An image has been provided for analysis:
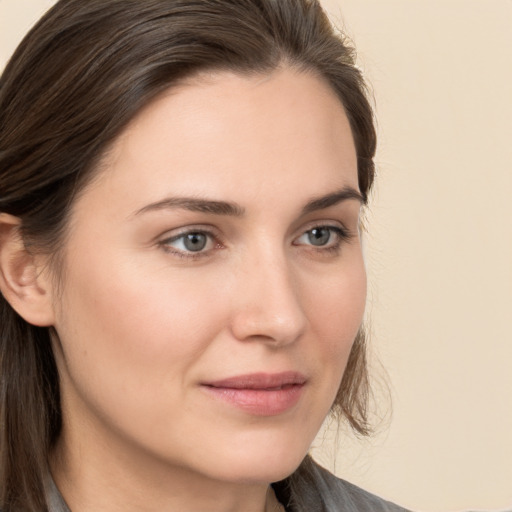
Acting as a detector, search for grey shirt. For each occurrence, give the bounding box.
[45,477,71,512]
[45,461,410,512]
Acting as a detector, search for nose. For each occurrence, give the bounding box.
[229,250,307,347]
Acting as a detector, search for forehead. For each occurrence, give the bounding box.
[79,67,358,216]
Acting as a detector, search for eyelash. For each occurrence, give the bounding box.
[158,225,353,260]
[293,226,352,256]
[159,228,220,260]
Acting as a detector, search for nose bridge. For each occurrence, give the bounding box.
[230,241,307,345]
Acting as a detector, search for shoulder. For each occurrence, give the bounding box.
[277,456,412,512]
[311,462,411,512]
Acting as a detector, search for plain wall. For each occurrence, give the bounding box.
[315,1,512,511]
[1,1,511,511]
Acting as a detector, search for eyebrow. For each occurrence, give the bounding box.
[134,186,364,218]
[301,187,365,214]
[134,197,245,217]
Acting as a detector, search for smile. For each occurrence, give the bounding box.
[201,372,307,416]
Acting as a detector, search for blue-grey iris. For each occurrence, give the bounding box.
[308,227,331,246]
[184,233,208,251]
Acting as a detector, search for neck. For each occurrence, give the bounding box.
[50,429,283,512]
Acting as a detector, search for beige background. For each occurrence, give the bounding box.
[1,1,511,511]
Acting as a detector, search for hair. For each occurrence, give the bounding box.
[0,0,376,509]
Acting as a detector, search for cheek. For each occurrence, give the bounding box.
[301,257,367,415]
[54,252,227,408]
[308,259,367,356]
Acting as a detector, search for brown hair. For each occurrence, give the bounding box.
[0,0,376,509]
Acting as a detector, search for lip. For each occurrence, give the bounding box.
[201,372,307,416]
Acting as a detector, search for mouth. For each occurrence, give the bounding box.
[201,372,307,416]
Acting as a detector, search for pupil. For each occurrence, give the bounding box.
[184,233,207,252]
[308,228,330,246]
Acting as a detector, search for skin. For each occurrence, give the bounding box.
[46,67,367,512]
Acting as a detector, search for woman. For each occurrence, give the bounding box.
[0,1,409,510]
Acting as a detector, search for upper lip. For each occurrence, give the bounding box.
[203,371,307,390]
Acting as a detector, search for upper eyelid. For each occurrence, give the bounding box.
[293,225,351,244]
[296,220,352,236]
[164,232,215,246]
[157,221,352,240]
[158,224,221,241]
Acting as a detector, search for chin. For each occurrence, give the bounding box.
[208,461,303,486]
[197,437,309,485]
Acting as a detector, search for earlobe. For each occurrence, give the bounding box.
[0,214,55,327]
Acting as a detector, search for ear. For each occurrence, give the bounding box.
[0,214,55,326]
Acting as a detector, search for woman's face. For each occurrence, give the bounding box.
[50,68,366,485]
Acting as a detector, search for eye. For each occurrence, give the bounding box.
[294,225,349,249]
[179,232,209,252]
[160,230,216,256]
[305,227,332,246]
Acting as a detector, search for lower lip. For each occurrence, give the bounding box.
[201,384,304,416]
